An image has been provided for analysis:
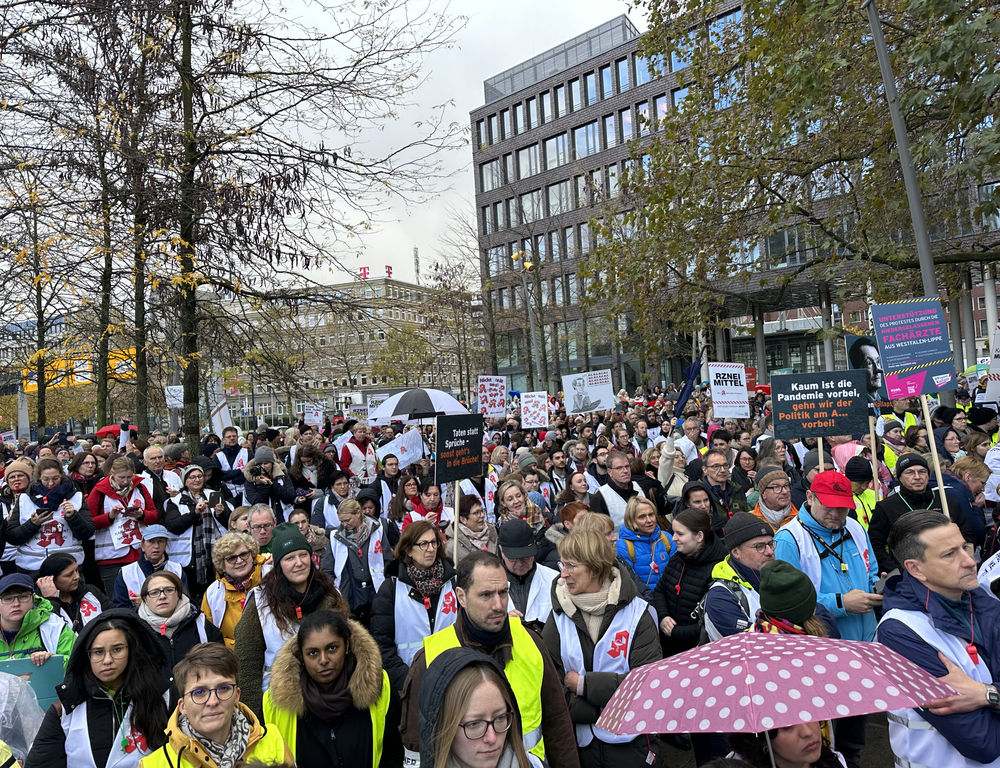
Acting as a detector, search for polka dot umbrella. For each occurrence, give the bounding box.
[596,633,955,736]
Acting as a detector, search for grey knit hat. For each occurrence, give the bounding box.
[724,512,774,551]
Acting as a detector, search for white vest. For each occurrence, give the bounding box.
[216,448,250,495]
[393,576,459,666]
[318,496,340,528]
[596,482,642,528]
[878,608,1000,768]
[95,486,149,562]
[783,517,872,588]
[120,560,183,603]
[163,494,227,567]
[329,524,387,594]
[380,479,395,512]
[555,596,648,746]
[508,565,558,625]
[704,579,761,642]
[345,441,378,482]
[38,612,69,654]
[16,491,86,568]
[139,470,182,502]
[253,586,297,692]
[62,699,154,768]
[584,473,602,494]
[57,590,104,628]
[485,466,501,522]
[204,579,228,629]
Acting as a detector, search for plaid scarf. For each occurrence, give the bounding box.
[179,491,221,585]
[179,708,250,768]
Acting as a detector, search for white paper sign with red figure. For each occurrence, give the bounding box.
[563,370,614,415]
[375,428,425,470]
[707,363,750,418]
[303,404,324,427]
[478,375,507,418]
[521,391,549,429]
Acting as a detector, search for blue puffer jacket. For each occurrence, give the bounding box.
[616,524,674,590]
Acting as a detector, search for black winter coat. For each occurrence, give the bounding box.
[869,487,975,574]
[370,559,457,694]
[147,604,224,672]
[651,535,727,656]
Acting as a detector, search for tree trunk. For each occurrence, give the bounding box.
[32,207,46,431]
[96,150,113,427]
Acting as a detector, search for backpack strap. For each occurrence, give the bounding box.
[626,539,636,565]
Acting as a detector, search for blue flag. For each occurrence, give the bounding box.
[674,360,702,419]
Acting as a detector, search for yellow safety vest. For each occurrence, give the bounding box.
[263,671,392,767]
[853,489,877,529]
[424,618,546,762]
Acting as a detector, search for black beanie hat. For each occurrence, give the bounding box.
[759,560,817,625]
[723,512,774,551]
[895,452,929,476]
[844,455,874,483]
[969,407,996,427]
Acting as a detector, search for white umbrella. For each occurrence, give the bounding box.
[366,388,470,425]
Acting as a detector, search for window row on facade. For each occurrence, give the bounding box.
[473,9,742,150]
[488,270,582,311]
[484,223,596,275]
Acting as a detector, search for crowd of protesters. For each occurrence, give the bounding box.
[0,377,994,768]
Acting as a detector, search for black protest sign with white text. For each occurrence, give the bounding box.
[435,414,484,484]
[772,370,869,440]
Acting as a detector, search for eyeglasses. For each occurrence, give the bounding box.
[0,593,32,605]
[742,540,776,554]
[146,587,178,598]
[705,463,728,470]
[559,561,584,571]
[610,464,630,472]
[88,644,128,661]
[186,683,237,704]
[413,539,439,550]
[250,523,274,532]
[765,483,791,493]
[225,551,252,565]
[459,712,513,740]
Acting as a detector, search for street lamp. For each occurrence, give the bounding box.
[511,251,545,391]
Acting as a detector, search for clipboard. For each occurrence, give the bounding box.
[0,655,65,710]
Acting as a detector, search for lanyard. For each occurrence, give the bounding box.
[803,525,851,573]
[900,490,935,514]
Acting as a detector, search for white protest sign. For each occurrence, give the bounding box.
[303,404,324,427]
[164,386,184,410]
[478,375,507,418]
[376,428,425,470]
[521,391,549,429]
[1,431,15,444]
[210,399,233,434]
[979,549,1000,598]
[986,322,1000,401]
[562,370,614,415]
[367,393,389,412]
[707,363,750,418]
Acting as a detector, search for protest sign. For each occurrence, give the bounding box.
[346,405,368,422]
[845,333,892,417]
[435,414,484,484]
[970,357,991,390]
[367,393,389,412]
[477,375,506,418]
[521,391,549,429]
[745,367,758,392]
[165,385,184,410]
[376,428,425,470]
[772,370,869,440]
[707,363,750,418]
[871,298,956,398]
[563,369,614,415]
[987,323,1000,401]
[303,404,324,426]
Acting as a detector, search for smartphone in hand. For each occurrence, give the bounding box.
[208,492,222,509]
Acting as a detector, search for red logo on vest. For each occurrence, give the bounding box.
[120,519,141,546]
[374,539,382,554]
[80,600,97,617]
[862,547,870,571]
[123,725,148,754]
[38,520,65,547]
[441,591,457,614]
[608,630,630,658]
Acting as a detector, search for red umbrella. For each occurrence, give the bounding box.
[596,633,953,736]
[95,424,121,437]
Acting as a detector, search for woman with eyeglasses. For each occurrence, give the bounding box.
[542,529,662,768]
[234,522,349,719]
[202,533,269,648]
[371,520,458,694]
[163,464,232,600]
[0,457,34,576]
[263,609,402,766]
[23,610,171,768]
[138,571,223,672]
[311,470,355,529]
[418,647,540,768]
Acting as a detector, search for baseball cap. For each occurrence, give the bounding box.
[809,471,856,509]
[0,574,34,596]
[498,519,537,560]
[142,524,170,541]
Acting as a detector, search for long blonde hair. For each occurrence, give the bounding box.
[433,664,531,768]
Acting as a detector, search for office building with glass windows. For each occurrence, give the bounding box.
[470,13,741,392]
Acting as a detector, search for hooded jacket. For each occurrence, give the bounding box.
[241,458,297,512]
[877,572,1000,764]
[651,534,727,655]
[615,525,673,590]
[541,564,661,738]
[681,480,729,536]
[263,621,401,768]
[88,476,158,565]
[0,594,76,666]
[417,647,525,768]
[24,608,173,768]
[138,702,292,768]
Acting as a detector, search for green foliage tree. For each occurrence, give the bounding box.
[372,329,433,387]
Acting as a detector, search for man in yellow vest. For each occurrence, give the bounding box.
[399,550,580,768]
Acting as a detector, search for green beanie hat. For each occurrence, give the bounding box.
[759,560,817,625]
[270,521,312,564]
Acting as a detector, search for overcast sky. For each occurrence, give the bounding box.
[323,0,643,284]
